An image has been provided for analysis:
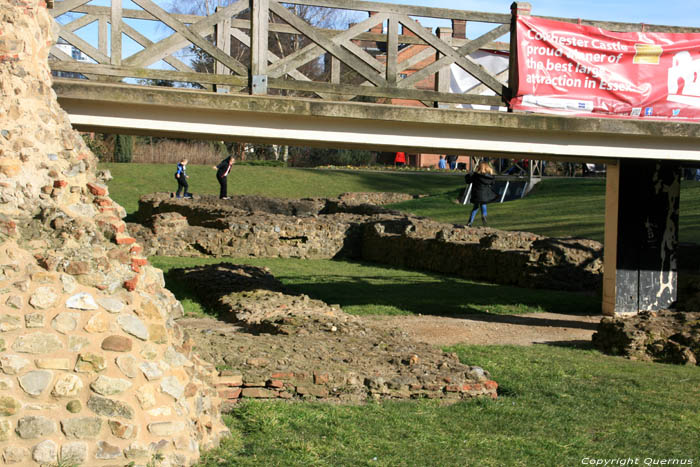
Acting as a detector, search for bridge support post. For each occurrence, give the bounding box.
[250,0,269,95]
[602,159,681,316]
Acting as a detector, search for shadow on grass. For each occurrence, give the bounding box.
[274,265,601,321]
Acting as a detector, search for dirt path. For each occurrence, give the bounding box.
[363,312,603,347]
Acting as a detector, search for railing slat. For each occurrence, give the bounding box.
[386,16,398,86]
[111,0,122,66]
[269,0,387,87]
[122,1,247,71]
[51,63,504,106]
[51,0,92,18]
[397,14,506,96]
[399,22,510,90]
[274,0,510,23]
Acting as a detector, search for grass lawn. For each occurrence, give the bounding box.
[151,256,601,318]
[101,163,700,243]
[102,163,700,465]
[197,345,700,466]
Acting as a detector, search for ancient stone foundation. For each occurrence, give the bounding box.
[133,193,604,292]
[593,277,700,365]
[171,263,499,406]
[0,2,227,465]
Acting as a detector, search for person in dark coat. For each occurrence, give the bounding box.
[446,154,458,170]
[213,155,235,199]
[467,161,498,227]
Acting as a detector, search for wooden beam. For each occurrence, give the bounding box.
[272,0,510,23]
[120,22,193,75]
[62,3,700,35]
[57,28,111,64]
[386,16,398,86]
[51,0,92,17]
[397,14,506,96]
[228,26,330,98]
[268,11,388,79]
[215,6,232,93]
[434,27,452,108]
[49,62,504,106]
[58,13,96,33]
[250,0,269,94]
[399,22,510,91]
[269,1,387,87]
[124,1,247,73]
[98,16,108,55]
[111,0,122,66]
[131,0,248,76]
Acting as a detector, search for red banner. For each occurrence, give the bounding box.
[510,16,700,120]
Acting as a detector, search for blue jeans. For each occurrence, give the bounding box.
[469,203,487,224]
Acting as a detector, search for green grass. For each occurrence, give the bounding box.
[103,163,700,466]
[101,163,465,216]
[101,163,700,243]
[198,345,700,467]
[151,256,601,318]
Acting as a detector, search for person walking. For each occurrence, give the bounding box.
[394,151,406,167]
[438,155,447,169]
[213,155,235,199]
[446,154,457,170]
[173,158,191,199]
[466,161,498,227]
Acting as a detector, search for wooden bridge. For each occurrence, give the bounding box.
[48,0,700,317]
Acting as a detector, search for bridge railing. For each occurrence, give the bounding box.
[49,0,513,107]
[48,1,700,109]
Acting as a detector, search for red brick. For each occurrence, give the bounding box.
[218,388,242,399]
[241,388,276,398]
[267,380,284,389]
[270,372,294,380]
[216,375,243,386]
[484,380,498,390]
[130,245,143,254]
[123,276,139,291]
[132,257,148,267]
[445,385,460,393]
[131,264,141,273]
[87,182,107,196]
[115,235,136,245]
[95,198,112,207]
[53,180,67,188]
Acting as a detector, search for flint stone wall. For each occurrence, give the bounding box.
[133,193,603,292]
[0,2,227,465]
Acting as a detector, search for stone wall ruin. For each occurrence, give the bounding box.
[132,193,604,293]
[0,2,227,465]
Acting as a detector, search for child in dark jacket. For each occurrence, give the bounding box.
[174,158,191,198]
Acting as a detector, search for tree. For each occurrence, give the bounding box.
[113,134,133,163]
